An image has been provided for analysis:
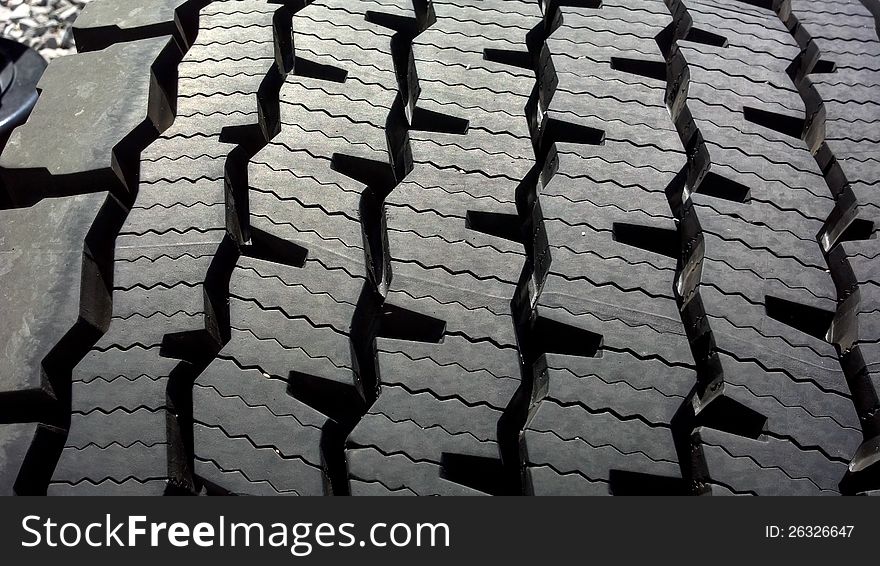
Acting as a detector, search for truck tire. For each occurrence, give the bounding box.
[1,0,878,496]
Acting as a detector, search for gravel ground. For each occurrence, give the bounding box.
[1,0,93,61]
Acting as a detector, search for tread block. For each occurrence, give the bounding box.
[0,423,39,495]
[1,37,176,205]
[695,427,848,495]
[0,193,115,402]
[73,0,196,52]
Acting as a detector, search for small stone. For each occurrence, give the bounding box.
[60,28,74,49]
[10,5,30,20]
[59,6,79,22]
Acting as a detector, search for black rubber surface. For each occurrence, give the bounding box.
[1,0,879,496]
[0,38,45,151]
